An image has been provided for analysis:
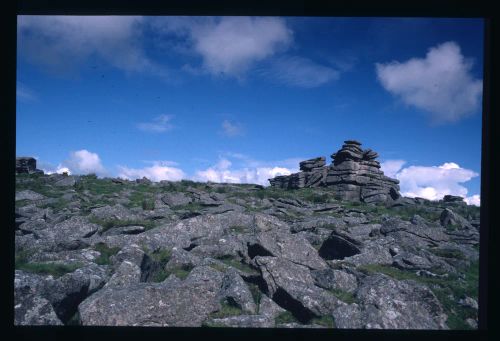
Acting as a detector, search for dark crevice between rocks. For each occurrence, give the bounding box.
[272,288,316,324]
[247,243,274,259]
[179,212,202,220]
[53,284,90,325]
[139,254,162,283]
[242,273,269,296]
[183,243,198,251]
[318,235,361,260]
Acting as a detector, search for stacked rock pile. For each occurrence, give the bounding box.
[16,157,44,175]
[268,140,401,203]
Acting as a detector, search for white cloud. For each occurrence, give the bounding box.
[64,149,106,175]
[137,114,174,133]
[154,16,293,78]
[16,82,37,101]
[381,159,480,205]
[464,194,480,206]
[376,41,483,123]
[380,159,406,178]
[264,56,339,88]
[221,120,244,137]
[38,162,71,175]
[192,157,296,186]
[18,15,165,76]
[117,162,185,182]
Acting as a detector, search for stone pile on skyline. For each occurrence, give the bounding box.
[16,157,43,175]
[268,140,401,203]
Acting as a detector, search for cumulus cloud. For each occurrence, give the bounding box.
[193,157,295,185]
[153,16,293,78]
[263,56,340,88]
[38,149,106,176]
[464,194,480,206]
[17,15,164,76]
[376,41,483,124]
[221,120,244,137]
[117,163,185,182]
[137,114,174,133]
[381,159,480,205]
[379,159,406,179]
[64,150,106,175]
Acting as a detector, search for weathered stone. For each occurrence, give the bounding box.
[16,190,46,201]
[255,256,340,319]
[219,268,257,314]
[79,266,224,326]
[354,274,448,329]
[161,192,192,207]
[14,287,63,325]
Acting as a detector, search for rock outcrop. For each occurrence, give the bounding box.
[16,157,44,175]
[268,141,400,203]
[14,169,480,329]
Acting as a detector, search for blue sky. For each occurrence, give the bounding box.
[16,16,483,205]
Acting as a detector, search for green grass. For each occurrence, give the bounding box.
[209,300,244,319]
[228,225,248,233]
[89,217,157,233]
[66,311,81,326]
[247,283,262,309]
[216,255,258,275]
[93,243,121,265]
[15,199,32,207]
[209,263,228,273]
[39,198,70,212]
[75,175,123,196]
[328,288,358,304]
[15,250,82,277]
[167,265,193,280]
[274,311,299,325]
[357,261,479,329]
[429,248,466,260]
[310,315,335,328]
[141,199,155,211]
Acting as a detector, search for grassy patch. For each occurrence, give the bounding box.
[357,261,479,329]
[89,217,157,233]
[328,288,358,304]
[274,311,299,325]
[15,199,32,207]
[167,265,193,280]
[216,256,258,275]
[39,198,70,212]
[141,199,155,211]
[93,243,121,265]
[429,248,466,260]
[15,250,82,278]
[209,300,244,319]
[247,283,262,308]
[75,176,123,196]
[66,311,81,326]
[228,225,248,233]
[310,315,335,328]
[209,263,228,273]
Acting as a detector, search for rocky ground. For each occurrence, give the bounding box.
[14,172,480,329]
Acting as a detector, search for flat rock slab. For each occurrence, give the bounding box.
[333,274,448,329]
[16,190,46,201]
[79,266,223,326]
